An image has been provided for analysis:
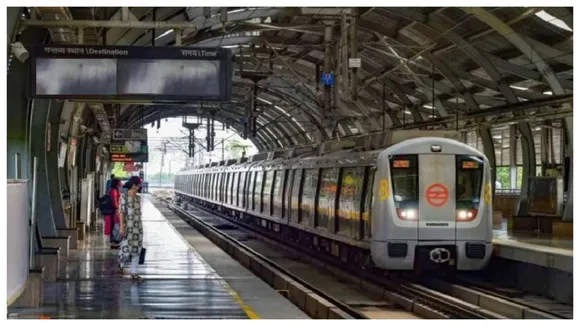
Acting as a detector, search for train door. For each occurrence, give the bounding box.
[418,154,456,240]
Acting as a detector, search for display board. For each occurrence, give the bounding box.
[30,45,233,101]
[110,128,149,163]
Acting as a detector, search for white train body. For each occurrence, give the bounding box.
[174,137,493,271]
[371,137,492,270]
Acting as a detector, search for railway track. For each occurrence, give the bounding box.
[155,196,368,319]
[442,276,572,319]
[156,193,571,319]
[156,195,512,319]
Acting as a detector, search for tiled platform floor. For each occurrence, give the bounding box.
[8,196,251,319]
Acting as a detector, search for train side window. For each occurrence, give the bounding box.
[281,169,290,218]
[210,173,214,199]
[362,167,376,239]
[227,172,233,204]
[300,168,318,226]
[216,173,221,201]
[290,169,302,223]
[338,167,365,238]
[205,173,210,198]
[456,156,484,210]
[390,155,419,210]
[231,172,237,204]
[222,173,228,202]
[247,171,254,209]
[273,169,285,218]
[253,171,264,211]
[231,172,238,205]
[209,173,213,199]
[223,173,227,203]
[214,173,219,200]
[239,171,247,208]
[263,170,275,215]
[318,168,339,231]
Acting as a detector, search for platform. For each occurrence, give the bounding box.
[8,195,308,319]
[487,221,573,304]
[492,221,572,273]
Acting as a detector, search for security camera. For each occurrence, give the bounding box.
[10,42,29,63]
[79,125,88,133]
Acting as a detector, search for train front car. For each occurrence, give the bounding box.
[370,137,493,271]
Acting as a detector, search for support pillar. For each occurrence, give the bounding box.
[509,125,517,189]
[7,27,47,180]
[349,9,358,101]
[323,23,333,112]
[540,125,550,176]
[516,123,536,216]
[29,99,58,237]
[478,127,497,195]
[47,101,67,229]
[562,116,573,221]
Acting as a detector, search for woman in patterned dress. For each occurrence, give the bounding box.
[117,176,144,281]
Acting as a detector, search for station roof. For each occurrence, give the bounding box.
[22,7,573,152]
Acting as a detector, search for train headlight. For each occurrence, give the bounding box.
[397,208,418,220]
[456,209,477,222]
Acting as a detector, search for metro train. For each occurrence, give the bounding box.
[174,137,493,271]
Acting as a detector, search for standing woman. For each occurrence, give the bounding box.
[104,178,121,249]
[117,176,144,281]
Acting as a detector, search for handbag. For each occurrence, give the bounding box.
[111,221,122,244]
[138,248,146,265]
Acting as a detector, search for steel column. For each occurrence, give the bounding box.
[562,116,573,221]
[478,127,497,195]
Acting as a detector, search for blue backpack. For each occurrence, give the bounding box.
[99,194,115,215]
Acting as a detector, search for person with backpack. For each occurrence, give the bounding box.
[100,178,121,249]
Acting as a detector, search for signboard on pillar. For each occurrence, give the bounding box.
[321,72,335,86]
[58,142,67,168]
[110,128,149,163]
[348,58,361,68]
[29,45,233,101]
[68,138,77,167]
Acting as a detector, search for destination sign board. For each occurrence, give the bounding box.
[112,128,147,141]
[109,128,148,162]
[110,153,149,163]
[30,45,233,101]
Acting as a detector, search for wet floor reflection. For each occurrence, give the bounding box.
[8,195,248,319]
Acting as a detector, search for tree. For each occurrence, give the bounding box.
[496,167,510,189]
[226,139,246,159]
[111,162,131,178]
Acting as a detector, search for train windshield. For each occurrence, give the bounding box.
[456,155,484,209]
[390,155,419,209]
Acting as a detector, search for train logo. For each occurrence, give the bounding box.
[426,183,449,207]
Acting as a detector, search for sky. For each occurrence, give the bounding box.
[142,117,257,176]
